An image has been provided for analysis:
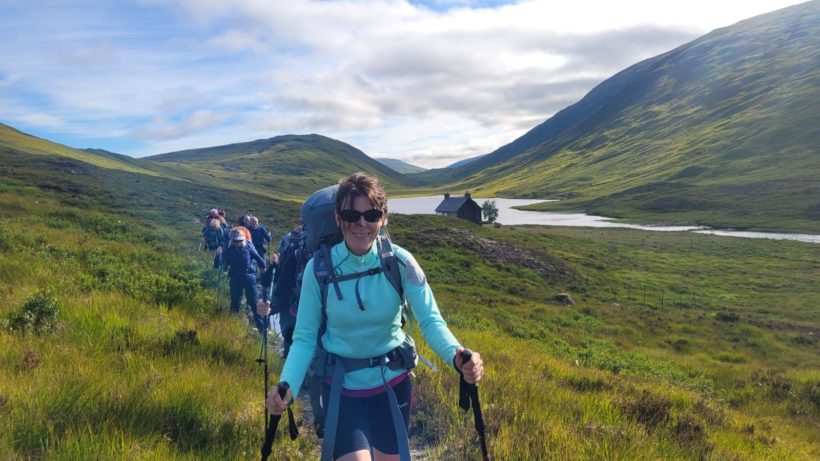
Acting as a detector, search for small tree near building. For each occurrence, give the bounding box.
[481,200,499,223]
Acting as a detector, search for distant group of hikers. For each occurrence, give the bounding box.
[200,172,487,461]
[202,210,273,331]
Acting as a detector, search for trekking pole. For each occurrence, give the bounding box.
[459,349,490,461]
[215,263,222,313]
[256,315,270,429]
[260,382,298,461]
[216,253,224,312]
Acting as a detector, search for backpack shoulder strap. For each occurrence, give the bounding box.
[376,232,404,299]
[313,242,341,322]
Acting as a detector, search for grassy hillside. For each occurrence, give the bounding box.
[422,2,820,233]
[147,134,420,199]
[1,127,819,459]
[0,123,167,178]
[390,216,819,460]
[0,147,312,459]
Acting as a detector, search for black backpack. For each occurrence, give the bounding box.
[271,227,306,316]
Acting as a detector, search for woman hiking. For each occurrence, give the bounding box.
[203,218,225,268]
[265,172,485,461]
[222,229,267,331]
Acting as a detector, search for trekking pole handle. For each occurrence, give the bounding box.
[277,381,289,400]
[261,382,292,461]
[458,348,490,460]
[460,348,473,366]
[459,348,476,379]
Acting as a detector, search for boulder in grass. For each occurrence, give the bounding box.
[555,293,575,305]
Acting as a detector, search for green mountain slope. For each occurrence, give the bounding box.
[2,111,819,459]
[0,124,300,234]
[3,135,819,459]
[375,157,427,174]
[425,2,820,232]
[0,123,165,178]
[147,134,420,198]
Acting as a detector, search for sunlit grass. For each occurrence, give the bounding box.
[0,152,817,459]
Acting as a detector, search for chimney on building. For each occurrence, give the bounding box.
[465,191,472,200]
[444,193,450,199]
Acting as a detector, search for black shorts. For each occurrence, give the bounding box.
[323,374,413,458]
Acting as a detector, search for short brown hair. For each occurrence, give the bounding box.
[336,172,387,213]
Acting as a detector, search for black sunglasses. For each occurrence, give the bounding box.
[338,208,384,223]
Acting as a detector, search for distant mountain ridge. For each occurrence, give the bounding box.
[2,2,818,232]
[446,154,487,169]
[419,1,820,232]
[375,157,427,174]
[147,133,420,196]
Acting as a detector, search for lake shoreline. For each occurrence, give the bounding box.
[389,196,820,244]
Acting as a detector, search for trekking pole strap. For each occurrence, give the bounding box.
[260,382,297,461]
[458,349,490,461]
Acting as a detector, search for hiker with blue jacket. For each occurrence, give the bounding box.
[203,218,225,268]
[222,229,267,331]
[265,172,485,461]
[249,216,272,259]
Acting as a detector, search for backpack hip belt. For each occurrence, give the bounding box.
[314,334,418,378]
[320,335,415,461]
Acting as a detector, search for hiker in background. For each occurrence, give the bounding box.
[216,210,228,229]
[258,226,302,358]
[232,217,254,251]
[222,229,267,331]
[266,172,485,461]
[257,251,281,336]
[203,218,225,268]
[217,210,228,227]
[249,216,272,262]
[205,208,220,227]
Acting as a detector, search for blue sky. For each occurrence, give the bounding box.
[0,0,806,168]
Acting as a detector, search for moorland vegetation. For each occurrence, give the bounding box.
[1,3,818,459]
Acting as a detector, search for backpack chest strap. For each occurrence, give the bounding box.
[318,266,387,311]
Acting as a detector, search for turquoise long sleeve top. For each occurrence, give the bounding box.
[279,240,462,394]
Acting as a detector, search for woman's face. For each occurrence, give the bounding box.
[336,195,385,256]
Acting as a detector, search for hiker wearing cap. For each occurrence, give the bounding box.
[266,172,485,461]
[233,217,254,247]
[222,229,267,331]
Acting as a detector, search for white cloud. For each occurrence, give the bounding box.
[0,0,808,166]
[131,110,229,141]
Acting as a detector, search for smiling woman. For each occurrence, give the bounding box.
[266,172,485,461]
[335,174,388,255]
